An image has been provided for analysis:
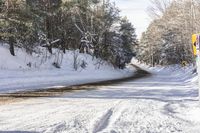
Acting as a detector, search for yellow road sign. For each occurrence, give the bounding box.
[192,34,197,56]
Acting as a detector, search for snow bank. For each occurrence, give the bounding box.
[131,57,197,83]
[0,44,135,93]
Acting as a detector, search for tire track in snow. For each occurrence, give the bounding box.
[92,108,113,133]
[106,100,191,133]
[92,101,125,133]
[44,121,67,133]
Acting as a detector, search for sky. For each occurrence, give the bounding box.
[111,0,152,38]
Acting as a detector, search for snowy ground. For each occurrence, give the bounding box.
[0,44,135,93]
[0,64,200,133]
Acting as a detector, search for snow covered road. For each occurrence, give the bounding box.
[0,66,200,133]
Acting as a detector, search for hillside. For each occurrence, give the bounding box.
[0,44,135,93]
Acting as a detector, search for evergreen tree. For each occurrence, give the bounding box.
[0,0,137,68]
[119,17,137,61]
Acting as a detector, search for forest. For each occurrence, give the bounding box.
[1,0,198,69]
[137,0,200,66]
[0,0,137,69]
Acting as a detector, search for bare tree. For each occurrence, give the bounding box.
[147,0,170,19]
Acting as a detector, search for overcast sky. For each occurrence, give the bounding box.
[111,0,151,38]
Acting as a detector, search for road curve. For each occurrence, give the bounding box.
[0,64,150,103]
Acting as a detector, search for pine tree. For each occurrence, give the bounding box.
[119,17,137,59]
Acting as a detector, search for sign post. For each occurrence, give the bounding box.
[192,34,200,101]
[197,35,200,101]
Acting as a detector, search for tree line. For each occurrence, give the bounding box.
[137,0,200,66]
[0,0,137,69]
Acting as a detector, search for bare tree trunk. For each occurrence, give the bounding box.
[9,36,15,56]
[47,45,52,54]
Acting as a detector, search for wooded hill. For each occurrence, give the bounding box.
[0,0,137,69]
